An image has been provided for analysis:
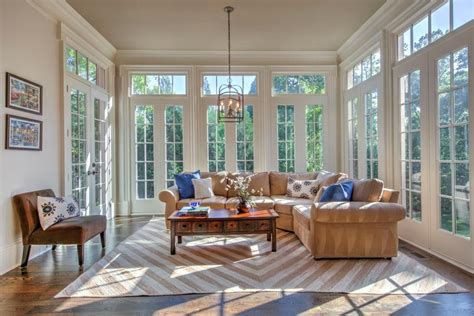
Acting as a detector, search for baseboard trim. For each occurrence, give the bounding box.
[0,241,51,275]
[399,237,474,275]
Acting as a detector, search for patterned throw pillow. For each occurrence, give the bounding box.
[286,177,320,199]
[37,196,80,230]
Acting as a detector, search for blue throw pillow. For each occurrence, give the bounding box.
[319,181,354,202]
[175,170,200,199]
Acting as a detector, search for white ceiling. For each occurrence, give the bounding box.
[66,0,386,52]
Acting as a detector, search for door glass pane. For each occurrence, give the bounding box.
[437,47,470,237]
[365,90,378,178]
[135,105,154,199]
[207,106,225,171]
[165,105,184,187]
[93,99,107,210]
[71,89,88,212]
[236,105,254,172]
[306,104,323,172]
[277,105,295,172]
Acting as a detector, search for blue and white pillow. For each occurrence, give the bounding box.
[37,195,80,230]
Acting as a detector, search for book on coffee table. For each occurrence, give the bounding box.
[176,206,210,217]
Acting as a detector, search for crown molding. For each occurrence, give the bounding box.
[116,50,338,65]
[26,0,116,61]
[337,0,429,61]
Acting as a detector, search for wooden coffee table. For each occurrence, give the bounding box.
[168,209,279,255]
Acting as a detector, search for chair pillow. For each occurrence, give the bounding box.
[175,170,200,199]
[319,181,354,202]
[37,195,80,230]
[287,177,319,199]
[192,178,214,199]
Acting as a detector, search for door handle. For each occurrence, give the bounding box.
[87,170,96,176]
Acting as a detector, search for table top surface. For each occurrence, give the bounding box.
[169,208,279,221]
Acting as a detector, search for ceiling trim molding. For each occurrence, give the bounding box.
[26,0,116,60]
[337,0,430,61]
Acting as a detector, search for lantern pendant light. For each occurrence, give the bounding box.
[217,6,244,123]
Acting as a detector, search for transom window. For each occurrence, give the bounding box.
[437,47,470,237]
[398,0,474,61]
[202,75,257,95]
[66,46,105,88]
[347,49,381,89]
[131,74,186,95]
[400,70,422,221]
[273,75,326,95]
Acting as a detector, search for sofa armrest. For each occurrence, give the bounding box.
[159,186,180,228]
[311,201,405,224]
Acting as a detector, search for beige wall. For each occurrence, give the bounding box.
[0,0,62,274]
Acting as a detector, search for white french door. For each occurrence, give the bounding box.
[65,78,112,216]
[130,98,190,214]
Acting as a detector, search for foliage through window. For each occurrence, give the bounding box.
[277,105,295,172]
[273,75,325,95]
[398,0,474,61]
[236,105,255,172]
[202,75,257,95]
[437,47,470,238]
[400,70,422,221]
[365,90,379,179]
[135,105,155,199]
[347,98,359,178]
[65,47,103,87]
[207,106,226,172]
[306,105,323,172]
[347,49,380,89]
[132,74,186,95]
[165,106,184,188]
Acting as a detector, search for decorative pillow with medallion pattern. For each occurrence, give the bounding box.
[286,177,320,199]
[37,195,80,230]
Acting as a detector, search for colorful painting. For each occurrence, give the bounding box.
[6,72,42,115]
[6,115,42,151]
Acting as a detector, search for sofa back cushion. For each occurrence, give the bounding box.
[351,178,384,202]
[227,172,271,197]
[200,171,228,197]
[269,172,318,195]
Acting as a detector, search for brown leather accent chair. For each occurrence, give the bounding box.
[13,189,107,267]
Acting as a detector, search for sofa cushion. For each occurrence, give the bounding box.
[29,215,106,245]
[271,195,314,215]
[316,171,347,188]
[227,172,270,197]
[286,178,319,199]
[192,178,214,199]
[226,196,274,210]
[200,171,228,196]
[293,204,311,231]
[269,172,318,195]
[176,196,227,210]
[351,178,384,202]
[312,201,405,223]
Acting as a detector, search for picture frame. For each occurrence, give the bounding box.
[5,114,43,151]
[6,72,43,115]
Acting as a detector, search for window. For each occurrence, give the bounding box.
[203,75,257,95]
[131,74,187,95]
[165,106,184,188]
[273,75,326,95]
[277,105,295,172]
[437,47,470,237]
[71,89,88,209]
[135,105,154,199]
[365,90,379,178]
[347,98,359,178]
[398,0,474,61]
[400,70,422,221]
[306,105,323,172]
[347,49,381,89]
[207,106,226,172]
[65,46,104,88]
[236,105,255,172]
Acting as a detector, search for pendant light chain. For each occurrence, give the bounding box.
[227,7,231,84]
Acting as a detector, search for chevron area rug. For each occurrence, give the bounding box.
[56,218,466,297]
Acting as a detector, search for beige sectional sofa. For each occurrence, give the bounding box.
[159,170,405,258]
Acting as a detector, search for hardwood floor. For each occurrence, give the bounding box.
[0,216,473,315]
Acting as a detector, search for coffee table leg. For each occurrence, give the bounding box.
[267,233,271,241]
[170,221,176,255]
[271,220,277,252]
[178,236,182,244]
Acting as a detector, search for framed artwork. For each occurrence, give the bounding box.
[5,115,43,151]
[6,72,43,115]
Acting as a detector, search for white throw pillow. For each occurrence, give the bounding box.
[286,177,319,199]
[192,178,215,199]
[37,195,80,230]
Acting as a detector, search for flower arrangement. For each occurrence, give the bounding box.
[226,175,263,212]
